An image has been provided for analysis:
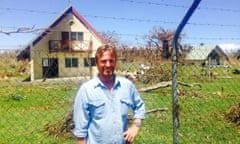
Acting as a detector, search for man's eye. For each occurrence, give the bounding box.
[110,60,115,63]
[100,60,115,64]
[101,60,106,63]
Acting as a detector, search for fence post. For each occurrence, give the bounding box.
[172,0,202,143]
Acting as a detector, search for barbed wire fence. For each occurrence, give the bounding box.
[1,43,239,144]
[1,1,240,144]
[1,0,240,43]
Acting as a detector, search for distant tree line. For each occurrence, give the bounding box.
[101,26,193,63]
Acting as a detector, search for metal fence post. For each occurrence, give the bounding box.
[172,0,202,143]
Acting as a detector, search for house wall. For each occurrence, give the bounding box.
[31,14,103,80]
[208,50,227,66]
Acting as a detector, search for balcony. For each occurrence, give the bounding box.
[49,40,89,52]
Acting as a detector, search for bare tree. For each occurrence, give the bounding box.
[100,31,120,47]
[145,26,183,59]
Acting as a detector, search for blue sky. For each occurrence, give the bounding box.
[1,0,240,51]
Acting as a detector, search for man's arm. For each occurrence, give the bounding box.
[123,118,142,143]
[73,86,89,144]
[76,137,86,144]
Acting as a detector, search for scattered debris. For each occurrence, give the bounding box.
[138,81,201,92]
[43,110,74,138]
[232,69,240,74]
[224,103,240,126]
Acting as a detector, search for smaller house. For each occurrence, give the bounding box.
[234,49,240,60]
[185,45,229,66]
[17,5,106,81]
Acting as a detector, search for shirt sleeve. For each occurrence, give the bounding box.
[131,84,146,119]
[73,85,89,138]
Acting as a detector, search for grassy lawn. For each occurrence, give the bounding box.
[0,83,77,143]
[0,64,240,143]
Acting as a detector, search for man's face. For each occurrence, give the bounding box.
[96,51,116,78]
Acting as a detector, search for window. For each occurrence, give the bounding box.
[70,32,83,41]
[42,58,49,67]
[84,58,96,67]
[65,58,78,68]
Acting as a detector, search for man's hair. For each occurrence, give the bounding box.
[95,44,117,62]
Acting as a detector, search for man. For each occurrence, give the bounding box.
[73,44,145,144]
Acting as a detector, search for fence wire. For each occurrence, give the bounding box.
[0,48,240,144]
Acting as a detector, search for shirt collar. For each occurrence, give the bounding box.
[94,75,121,89]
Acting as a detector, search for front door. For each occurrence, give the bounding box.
[42,58,59,78]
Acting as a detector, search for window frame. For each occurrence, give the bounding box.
[84,57,96,67]
[70,32,84,41]
[65,58,78,68]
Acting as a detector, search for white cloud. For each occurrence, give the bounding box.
[218,43,240,53]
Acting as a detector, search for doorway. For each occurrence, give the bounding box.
[42,58,59,78]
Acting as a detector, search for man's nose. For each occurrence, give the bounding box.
[106,61,111,66]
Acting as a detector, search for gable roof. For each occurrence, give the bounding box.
[17,5,106,61]
[186,45,215,60]
[186,45,228,61]
[32,5,106,46]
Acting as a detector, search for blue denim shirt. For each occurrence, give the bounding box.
[73,76,145,144]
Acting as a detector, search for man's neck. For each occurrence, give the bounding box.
[99,75,115,90]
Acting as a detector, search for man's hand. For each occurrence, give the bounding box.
[76,137,86,144]
[123,123,141,143]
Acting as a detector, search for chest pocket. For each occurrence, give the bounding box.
[120,99,133,117]
[88,100,105,120]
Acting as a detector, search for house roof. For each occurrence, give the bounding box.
[186,45,228,61]
[186,45,215,60]
[32,4,106,46]
[17,5,106,60]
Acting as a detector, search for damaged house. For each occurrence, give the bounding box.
[17,5,106,81]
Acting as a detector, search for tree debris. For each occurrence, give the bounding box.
[45,107,169,138]
[225,103,240,126]
[138,81,201,92]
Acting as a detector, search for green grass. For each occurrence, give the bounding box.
[179,67,240,143]
[0,84,77,144]
[0,63,240,143]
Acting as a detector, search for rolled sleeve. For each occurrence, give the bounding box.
[73,86,89,138]
[132,85,146,119]
[134,103,145,119]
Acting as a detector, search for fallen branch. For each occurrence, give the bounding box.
[0,25,47,35]
[138,80,201,92]
[178,81,201,89]
[145,107,168,113]
[128,107,168,118]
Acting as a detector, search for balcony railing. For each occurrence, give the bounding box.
[49,40,89,52]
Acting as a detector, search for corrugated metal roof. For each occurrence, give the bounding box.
[186,45,216,60]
